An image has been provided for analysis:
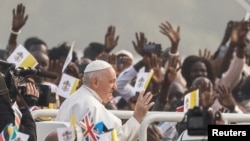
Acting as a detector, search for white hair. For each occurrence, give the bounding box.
[82,69,107,85]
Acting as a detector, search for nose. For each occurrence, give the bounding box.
[113,83,117,90]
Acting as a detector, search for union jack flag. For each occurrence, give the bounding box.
[79,112,100,141]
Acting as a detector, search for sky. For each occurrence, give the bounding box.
[0,0,248,61]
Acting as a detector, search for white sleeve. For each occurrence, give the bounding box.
[116,66,138,102]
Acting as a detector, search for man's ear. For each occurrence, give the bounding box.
[91,77,99,89]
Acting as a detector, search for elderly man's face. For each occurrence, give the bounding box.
[95,67,117,104]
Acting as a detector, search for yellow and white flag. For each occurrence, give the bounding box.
[57,73,79,98]
[62,41,74,73]
[7,44,38,68]
[183,89,199,113]
[134,70,154,93]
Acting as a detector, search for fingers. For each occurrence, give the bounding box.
[165,21,172,29]
[12,9,15,17]
[143,92,153,105]
[199,49,202,57]
[177,26,180,33]
[143,92,155,108]
[17,3,22,14]
[26,83,39,98]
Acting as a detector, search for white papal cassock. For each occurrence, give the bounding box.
[56,85,140,141]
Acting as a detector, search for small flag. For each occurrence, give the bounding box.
[57,127,75,141]
[134,70,154,93]
[245,12,250,21]
[57,73,80,98]
[62,41,75,73]
[183,89,199,113]
[12,102,22,129]
[15,132,30,141]
[79,111,100,141]
[7,44,38,68]
[111,129,118,141]
[0,123,17,141]
[70,115,77,139]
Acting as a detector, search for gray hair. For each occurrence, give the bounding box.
[82,69,107,85]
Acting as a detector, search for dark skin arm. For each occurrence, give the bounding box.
[142,54,163,94]
[132,32,147,57]
[217,21,249,78]
[158,56,179,104]
[159,20,180,54]
[212,21,235,60]
[104,25,119,53]
[215,84,236,112]
[6,3,28,57]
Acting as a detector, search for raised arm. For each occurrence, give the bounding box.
[132,32,147,57]
[104,25,119,53]
[218,20,249,78]
[6,3,28,57]
[159,20,180,54]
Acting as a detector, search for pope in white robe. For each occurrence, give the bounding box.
[55,60,154,141]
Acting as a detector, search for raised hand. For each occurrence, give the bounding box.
[104,25,119,53]
[198,79,215,109]
[45,60,63,85]
[157,56,180,104]
[108,53,117,71]
[214,84,236,112]
[65,62,81,79]
[133,91,154,123]
[198,48,213,60]
[132,32,147,56]
[166,56,180,83]
[7,3,29,57]
[230,20,250,46]
[12,3,28,32]
[159,20,180,53]
[220,21,235,46]
[150,54,163,84]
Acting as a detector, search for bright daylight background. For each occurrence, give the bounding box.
[0,0,248,62]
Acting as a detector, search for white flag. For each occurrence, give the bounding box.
[134,70,154,93]
[7,44,38,68]
[57,73,80,98]
[57,127,75,141]
[183,89,199,113]
[15,131,30,141]
[62,41,74,73]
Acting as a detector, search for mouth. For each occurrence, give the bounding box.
[109,95,113,100]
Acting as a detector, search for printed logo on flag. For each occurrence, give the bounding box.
[134,70,154,93]
[7,44,38,68]
[62,80,71,92]
[57,127,75,141]
[57,73,80,98]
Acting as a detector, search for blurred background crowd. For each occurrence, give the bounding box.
[0,1,250,141]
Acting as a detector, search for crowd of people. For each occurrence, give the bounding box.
[1,3,250,141]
